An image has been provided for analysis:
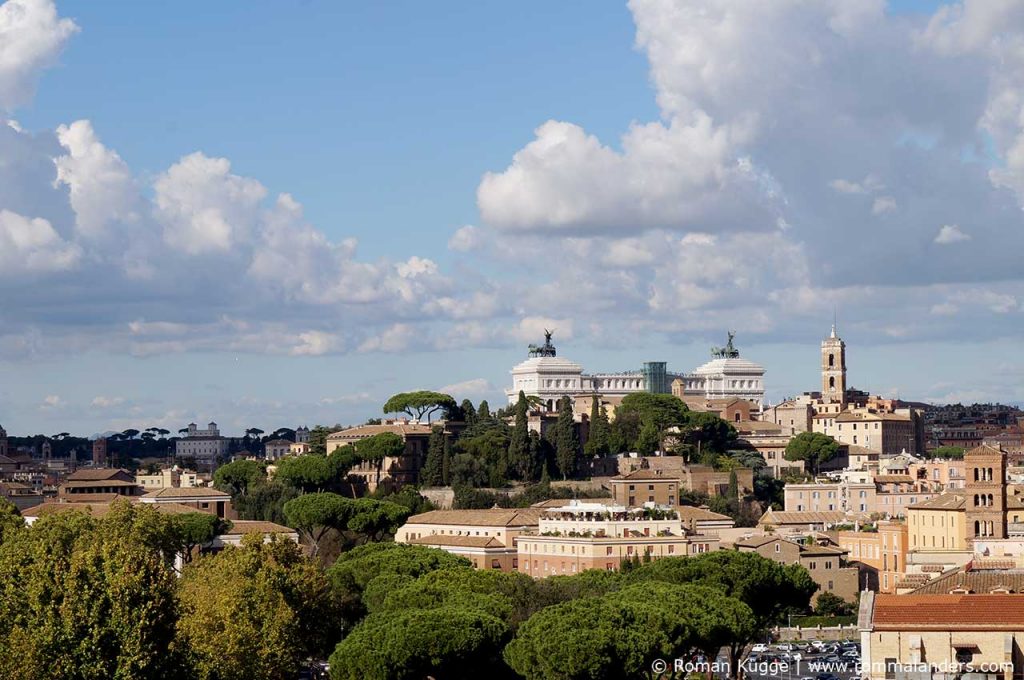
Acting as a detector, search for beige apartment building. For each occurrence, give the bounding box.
[860,592,1024,680]
[394,508,544,572]
[140,487,236,520]
[734,535,859,605]
[834,520,908,593]
[785,472,937,518]
[609,463,754,503]
[135,466,200,492]
[516,502,718,578]
[325,420,434,493]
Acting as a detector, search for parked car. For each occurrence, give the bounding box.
[751,644,769,653]
[777,643,794,652]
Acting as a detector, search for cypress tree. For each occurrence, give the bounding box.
[477,400,491,421]
[509,391,530,480]
[460,399,477,425]
[584,396,610,457]
[555,396,580,480]
[421,426,445,486]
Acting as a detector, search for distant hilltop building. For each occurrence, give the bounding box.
[763,324,925,455]
[506,330,765,412]
[175,421,229,462]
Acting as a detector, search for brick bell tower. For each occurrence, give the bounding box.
[966,444,1007,541]
[821,324,847,405]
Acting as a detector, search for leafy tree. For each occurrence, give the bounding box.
[457,428,511,487]
[354,432,406,488]
[626,551,817,675]
[610,391,692,454]
[477,400,491,420]
[0,504,182,679]
[378,568,538,626]
[0,499,22,545]
[382,391,457,423]
[509,391,532,481]
[420,426,446,487]
[170,512,228,565]
[328,543,472,627]
[814,591,855,617]
[504,581,753,680]
[554,396,580,479]
[460,399,478,425]
[450,454,489,488]
[283,492,354,557]
[308,424,343,456]
[679,411,738,459]
[329,607,510,680]
[178,535,340,680]
[635,420,660,456]
[275,455,337,493]
[283,493,409,558]
[213,459,266,496]
[584,398,611,457]
[372,486,434,516]
[233,479,301,524]
[931,445,965,459]
[785,431,841,475]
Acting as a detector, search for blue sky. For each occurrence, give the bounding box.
[2,0,1023,436]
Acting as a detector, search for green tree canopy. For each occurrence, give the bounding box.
[613,392,689,453]
[329,607,510,680]
[283,492,354,556]
[930,445,965,459]
[377,568,539,626]
[554,396,580,479]
[169,512,229,565]
[178,535,340,680]
[382,391,457,423]
[504,581,752,680]
[784,431,841,474]
[584,398,611,458]
[625,551,817,675]
[0,502,182,679]
[213,459,266,496]
[420,426,446,487]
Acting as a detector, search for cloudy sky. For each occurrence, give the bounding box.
[2,0,1023,436]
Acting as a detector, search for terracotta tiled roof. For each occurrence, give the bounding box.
[142,487,229,499]
[62,479,139,488]
[758,509,850,525]
[909,492,966,511]
[965,444,1005,458]
[408,534,506,549]
[326,423,433,440]
[909,568,1024,595]
[23,500,210,518]
[222,520,295,535]
[612,469,681,482]
[874,475,914,483]
[872,594,1024,629]
[677,506,733,522]
[405,508,543,527]
[66,468,132,481]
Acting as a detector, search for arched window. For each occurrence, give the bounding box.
[828,353,835,367]
[975,520,981,536]
[989,494,994,506]
[829,376,836,390]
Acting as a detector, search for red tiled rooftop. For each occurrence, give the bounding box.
[873,594,1024,629]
